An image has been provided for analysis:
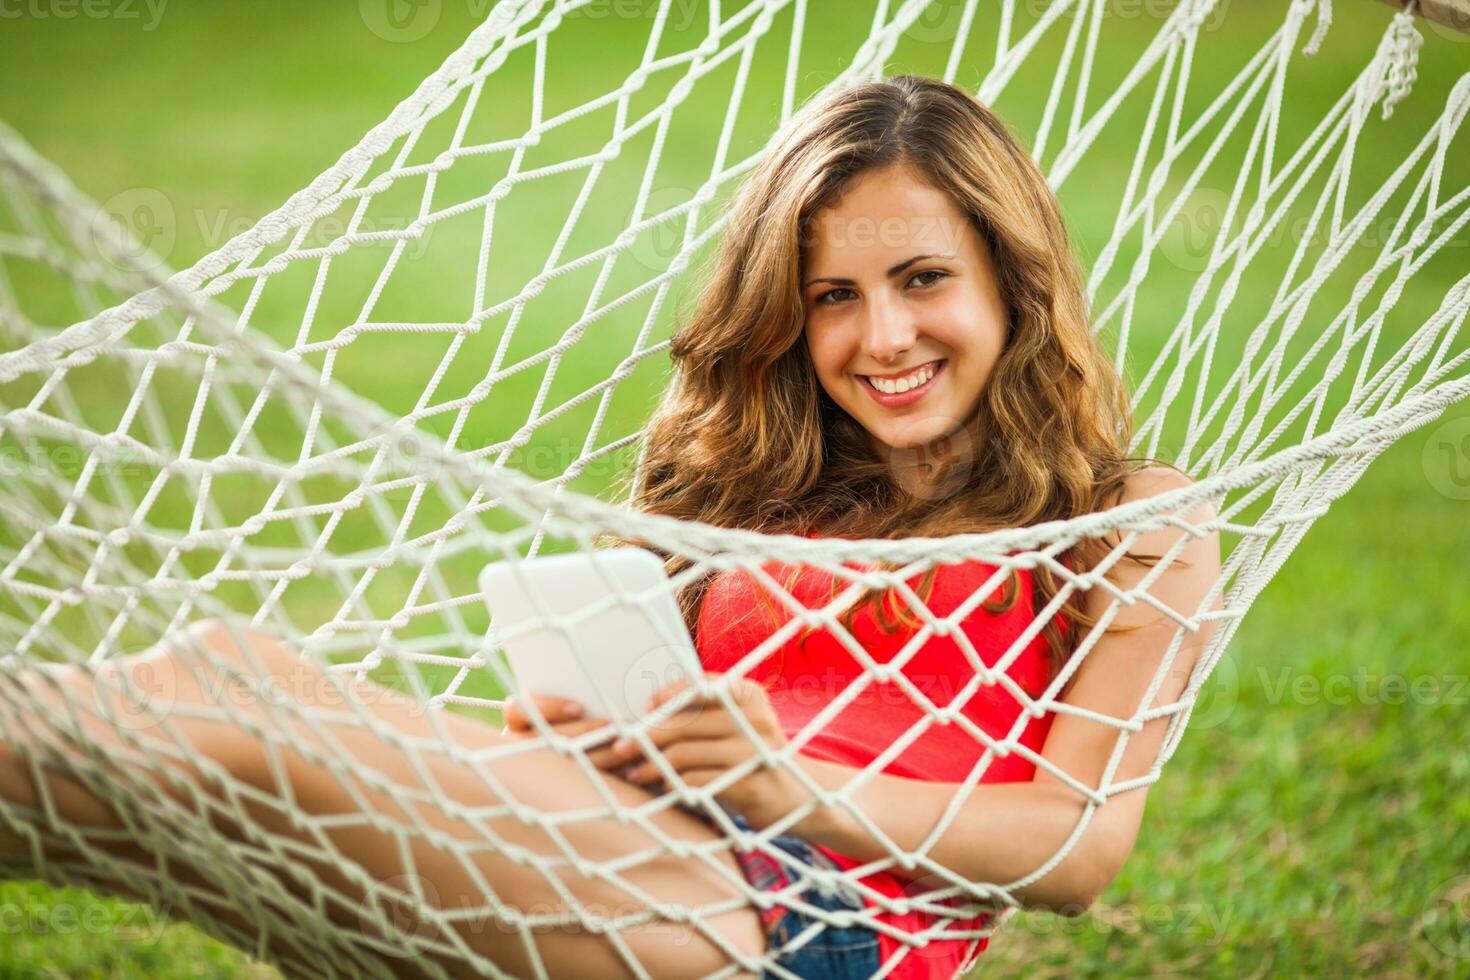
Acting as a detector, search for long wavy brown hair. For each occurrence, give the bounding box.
[598,74,1176,688]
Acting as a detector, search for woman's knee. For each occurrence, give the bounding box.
[170,618,297,676]
[111,618,320,784]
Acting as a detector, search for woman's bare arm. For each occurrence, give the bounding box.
[790,466,1223,913]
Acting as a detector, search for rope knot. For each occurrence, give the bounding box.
[1301,0,1333,57]
[1179,0,1215,36]
[1379,6,1425,120]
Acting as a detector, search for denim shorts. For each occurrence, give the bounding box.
[724,812,881,980]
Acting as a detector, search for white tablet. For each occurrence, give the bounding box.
[478,546,704,725]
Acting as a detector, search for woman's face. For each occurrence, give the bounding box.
[802,163,1009,470]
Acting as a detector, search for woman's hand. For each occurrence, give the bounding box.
[500,695,627,772]
[604,673,818,832]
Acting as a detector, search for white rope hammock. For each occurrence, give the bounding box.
[0,0,1466,976]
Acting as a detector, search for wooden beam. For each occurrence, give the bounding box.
[1377,0,1470,36]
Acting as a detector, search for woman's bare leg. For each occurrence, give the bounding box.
[0,620,767,979]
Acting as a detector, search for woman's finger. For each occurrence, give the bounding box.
[607,706,738,763]
[502,716,633,772]
[665,768,729,790]
[647,673,766,714]
[624,737,751,785]
[502,694,586,731]
[508,716,611,742]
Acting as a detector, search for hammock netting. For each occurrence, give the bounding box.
[0,0,1466,976]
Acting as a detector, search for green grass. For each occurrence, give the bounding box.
[0,1,1467,976]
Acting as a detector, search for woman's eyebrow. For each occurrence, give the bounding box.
[803,252,956,288]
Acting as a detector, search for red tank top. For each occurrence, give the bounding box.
[695,537,1066,979]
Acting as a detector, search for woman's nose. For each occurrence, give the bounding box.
[861,293,918,363]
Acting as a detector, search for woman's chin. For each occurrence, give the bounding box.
[873,425,954,454]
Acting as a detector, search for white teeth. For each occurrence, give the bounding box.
[866,362,936,394]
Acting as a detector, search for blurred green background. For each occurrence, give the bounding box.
[1,0,1468,976]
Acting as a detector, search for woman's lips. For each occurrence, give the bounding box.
[860,359,945,408]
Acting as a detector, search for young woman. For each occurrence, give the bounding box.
[0,75,1221,980]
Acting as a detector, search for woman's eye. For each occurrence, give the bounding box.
[817,271,940,307]
[908,269,948,288]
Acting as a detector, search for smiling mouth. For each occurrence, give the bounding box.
[859,358,945,393]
